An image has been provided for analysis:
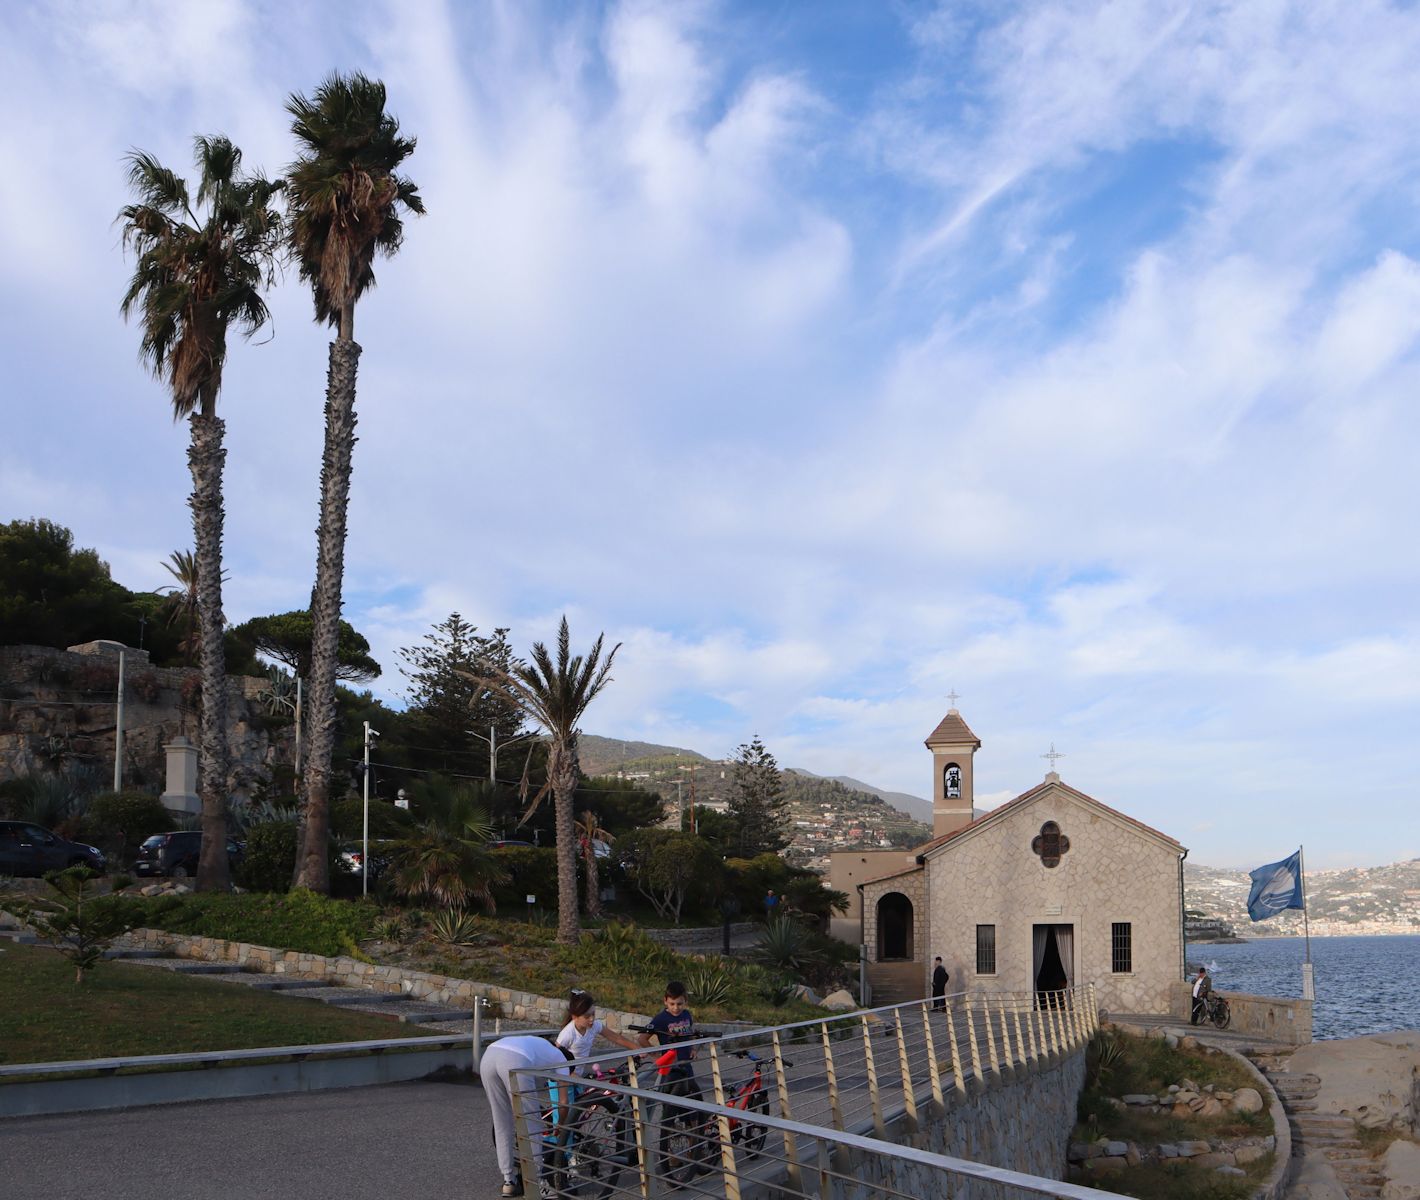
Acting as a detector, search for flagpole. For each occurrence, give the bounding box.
[1299,845,1314,1000]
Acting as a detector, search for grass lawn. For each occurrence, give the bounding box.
[0,943,435,1067]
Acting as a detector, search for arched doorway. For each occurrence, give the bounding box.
[876,892,914,961]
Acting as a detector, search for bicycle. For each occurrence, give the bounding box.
[542,1059,633,1199]
[1202,993,1231,1030]
[629,1025,789,1184]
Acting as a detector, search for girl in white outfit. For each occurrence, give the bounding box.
[480,1034,572,1198]
[554,990,639,1070]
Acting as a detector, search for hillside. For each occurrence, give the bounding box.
[579,734,932,866]
[1185,858,1420,936]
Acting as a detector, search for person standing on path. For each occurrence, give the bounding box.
[1190,966,1212,1025]
[763,889,778,918]
[480,1034,572,1199]
[931,957,949,1011]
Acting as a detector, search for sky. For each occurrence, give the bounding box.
[2,0,1418,871]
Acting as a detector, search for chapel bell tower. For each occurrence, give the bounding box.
[925,703,980,839]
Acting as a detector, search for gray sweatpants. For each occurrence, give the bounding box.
[480,1040,555,1183]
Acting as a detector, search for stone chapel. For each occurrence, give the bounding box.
[829,706,1186,1016]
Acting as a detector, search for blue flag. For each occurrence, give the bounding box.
[1246,851,1305,921]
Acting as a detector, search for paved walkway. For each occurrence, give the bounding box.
[4,1079,496,1200]
[1103,1011,1294,1054]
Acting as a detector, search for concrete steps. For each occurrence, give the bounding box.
[1248,1049,1388,1200]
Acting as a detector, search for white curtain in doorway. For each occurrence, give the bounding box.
[1053,925,1074,986]
[1032,925,1048,984]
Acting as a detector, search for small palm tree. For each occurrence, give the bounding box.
[284,72,424,893]
[158,549,230,665]
[388,783,505,910]
[471,618,619,944]
[575,809,614,920]
[119,137,282,892]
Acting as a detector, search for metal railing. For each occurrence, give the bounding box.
[509,984,1125,1199]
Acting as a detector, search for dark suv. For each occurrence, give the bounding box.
[0,821,106,877]
[134,831,244,879]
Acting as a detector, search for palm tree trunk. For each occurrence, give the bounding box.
[583,827,602,920]
[189,411,231,892]
[550,738,580,945]
[294,335,361,892]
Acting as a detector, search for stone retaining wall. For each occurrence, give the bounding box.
[840,1052,1087,1199]
[642,922,758,948]
[1169,981,1313,1044]
[119,928,660,1029]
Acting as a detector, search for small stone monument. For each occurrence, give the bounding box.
[160,736,200,816]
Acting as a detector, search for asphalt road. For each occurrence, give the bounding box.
[2,1079,498,1200]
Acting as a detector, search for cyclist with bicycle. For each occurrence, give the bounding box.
[1190,966,1212,1025]
[637,981,710,1180]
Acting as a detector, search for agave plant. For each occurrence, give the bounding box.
[751,915,825,979]
[427,907,481,947]
[683,960,736,1008]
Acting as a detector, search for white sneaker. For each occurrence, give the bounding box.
[538,1182,558,1200]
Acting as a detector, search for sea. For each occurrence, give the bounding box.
[1192,934,1420,1041]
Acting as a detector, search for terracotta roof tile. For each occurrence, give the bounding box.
[924,709,980,748]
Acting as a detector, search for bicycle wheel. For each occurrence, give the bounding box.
[1211,999,1231,1030]
[657,1110,699,1186]
[566,1098,627,1199]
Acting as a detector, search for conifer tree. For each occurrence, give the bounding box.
[728,735,790,856]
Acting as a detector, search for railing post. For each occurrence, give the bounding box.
[816,1136,838,1200]
[1090,983,1100,1034]
[472,997,484,1074]
[772,1029,803,1191]
[944,1003,967,1100]
[895,1007,918,1131]
[1063,988,1078,1048]
[963,998,985,1088]
[822,1020,845,1132]
[1040,995,1056,1059]
[1071,987,1086,1045]
[920,1001,945,1112]
[1010,995,1028,1067]
[981,994,1001,1075]
[1024,994,1039,1063]
[510,1068,539,1199]
[627,1054,651,1200]
[1050,992,1065,1056]
[861,1013,886,1137]
[709,1042,741,1200]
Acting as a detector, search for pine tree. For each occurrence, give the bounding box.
[398,614,526,763]
[728,735,790,856]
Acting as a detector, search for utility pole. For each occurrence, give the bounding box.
[362,721,379,896]
[467,723,535,786]
[113,647,127,792]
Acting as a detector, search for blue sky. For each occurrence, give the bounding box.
[3,1,1419,870]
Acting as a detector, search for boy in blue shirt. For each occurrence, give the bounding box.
[637,980,706,1175]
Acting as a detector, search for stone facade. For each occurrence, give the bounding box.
[0,643,294,805]
[921,777,1184,1015]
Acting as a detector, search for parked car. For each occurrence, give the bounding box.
[133,831,244,879]
[0,821,106,877]
[488,839,536,850]
[338,841,392,883]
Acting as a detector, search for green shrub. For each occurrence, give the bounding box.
[134,889,378,956]
[489,846,558,910]
[84,790,171,854]
[237,821,299,893]
[330,796,415,840]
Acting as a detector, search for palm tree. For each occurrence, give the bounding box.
[575,809,614,920]
[388,783,506,911]
[119,137,282,893]
[473,618,619,944]
[284,72,424,893]
[158,549,231,665]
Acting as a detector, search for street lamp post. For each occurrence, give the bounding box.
[362,721,380,896]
